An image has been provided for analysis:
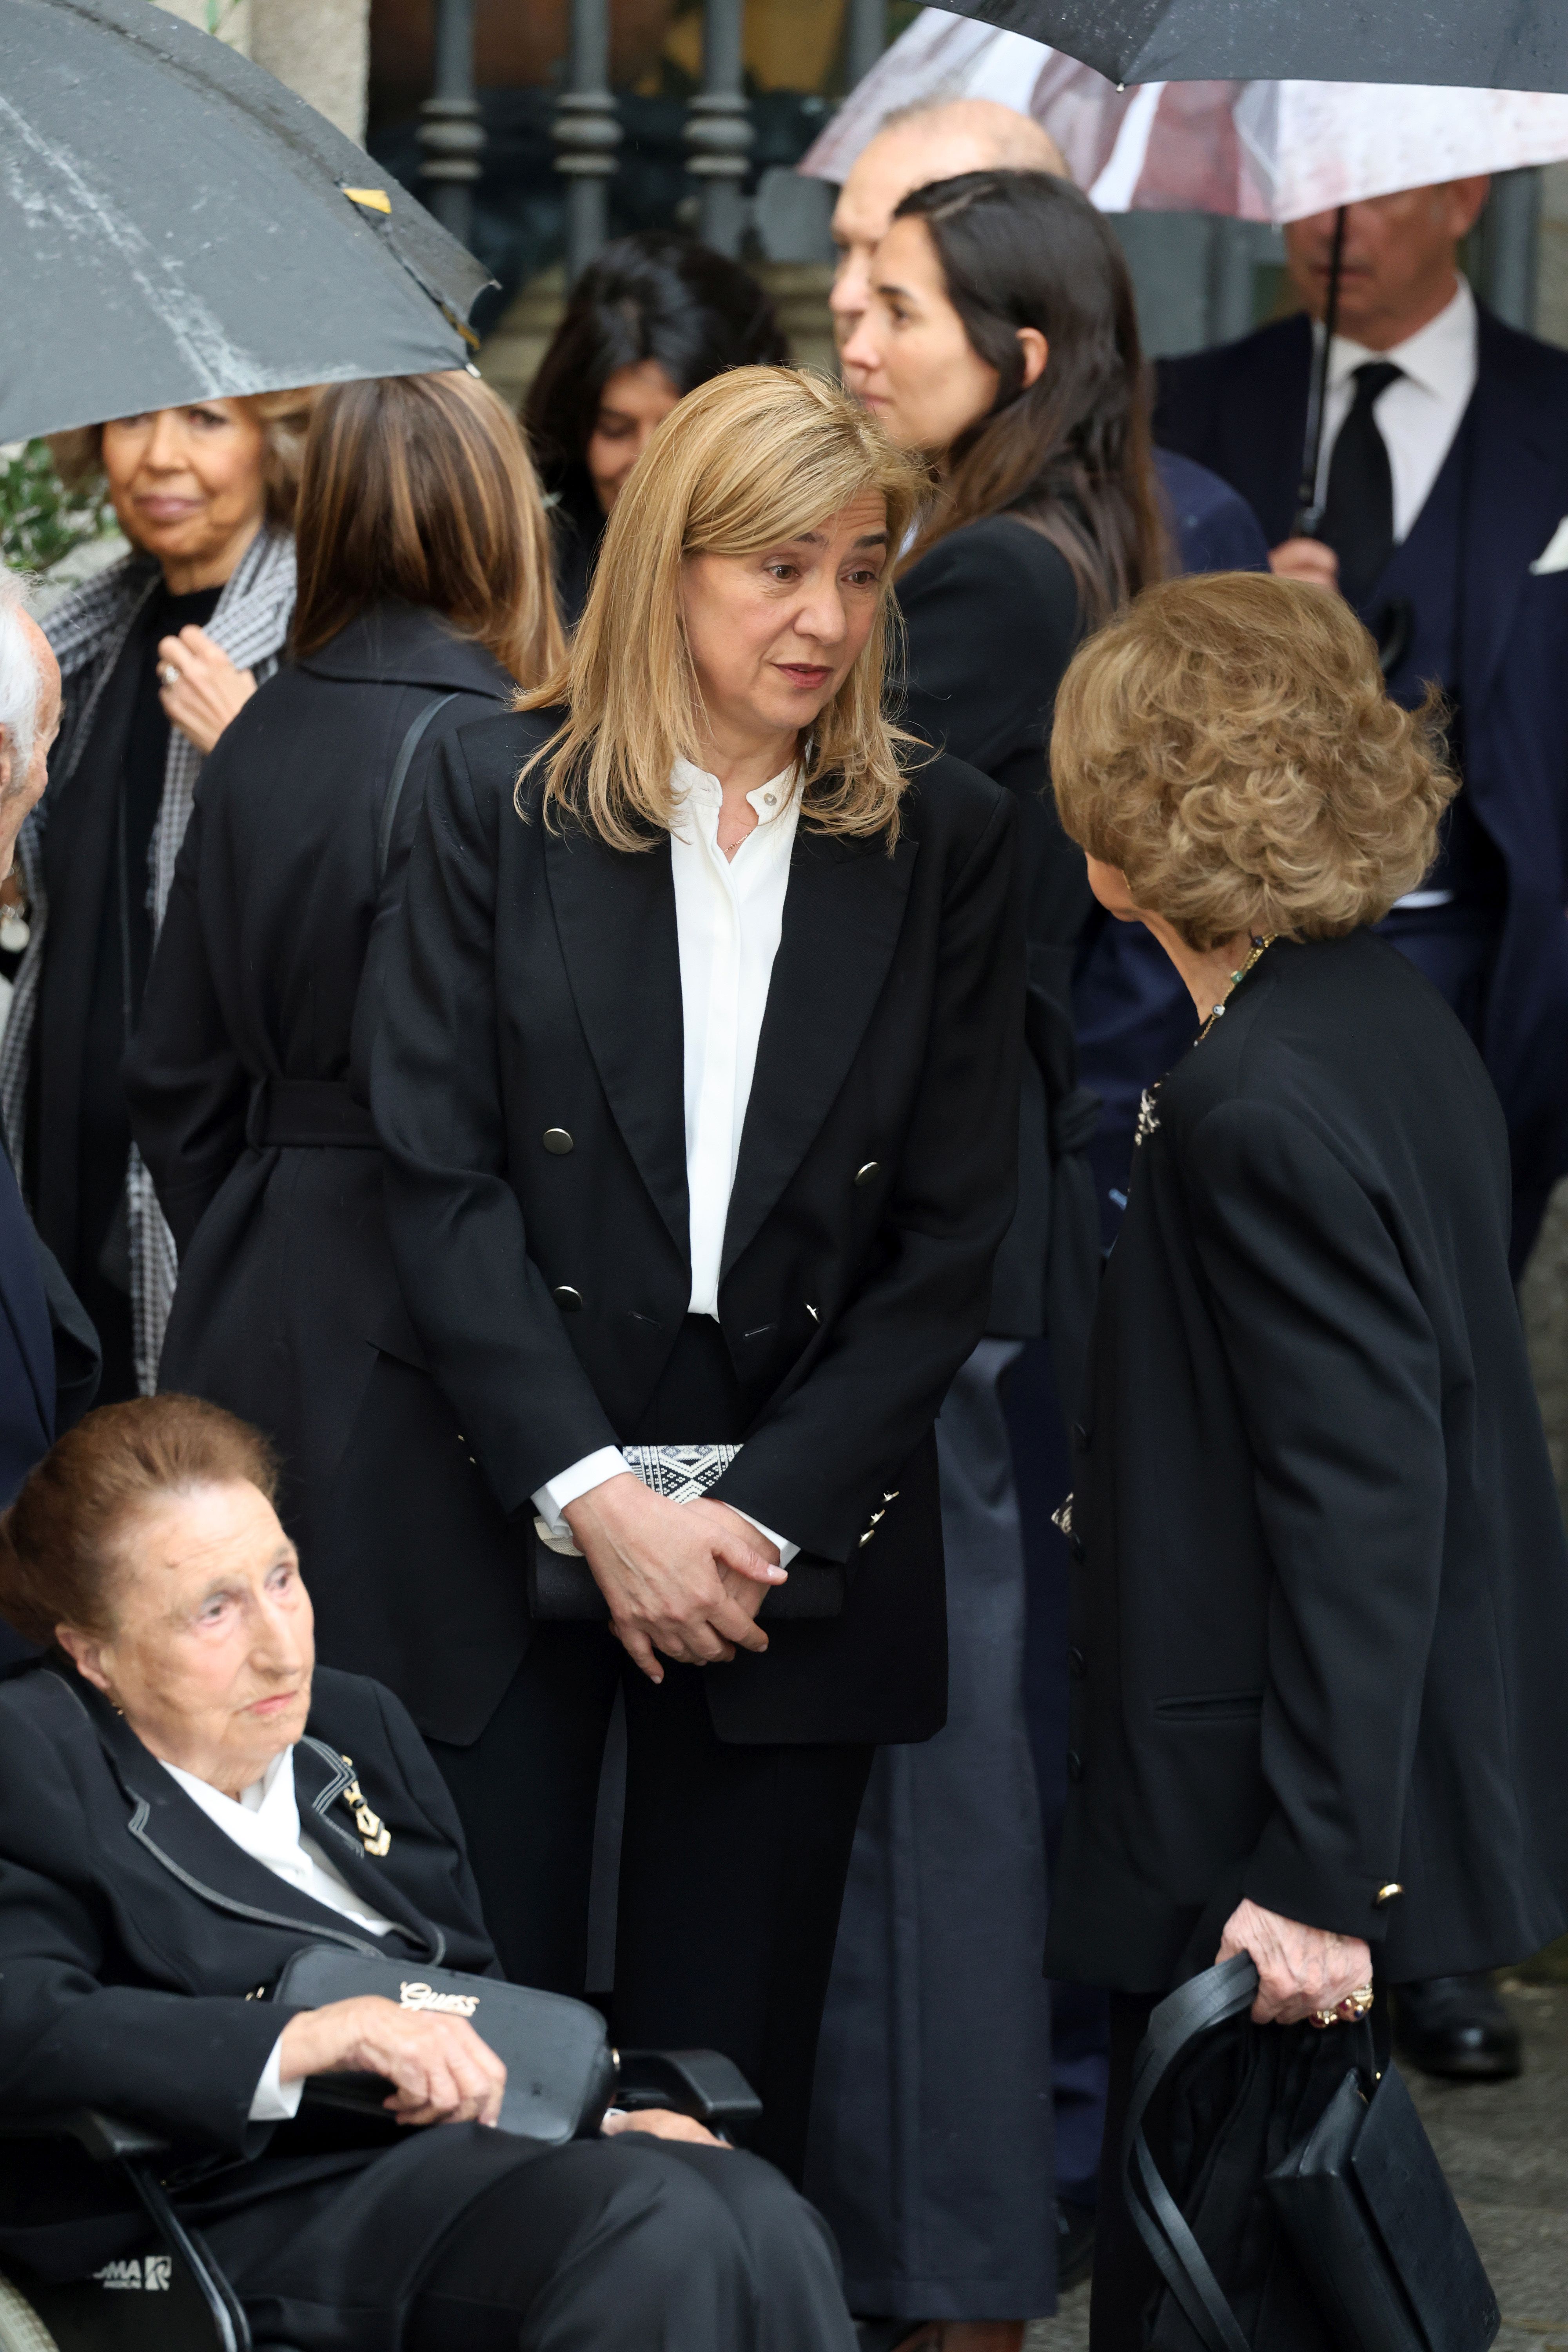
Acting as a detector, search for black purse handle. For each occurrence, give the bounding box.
[1121,1954,1261,2352]
[376,693,458,890]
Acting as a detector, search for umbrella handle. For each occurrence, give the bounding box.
[1293,204,1347,538]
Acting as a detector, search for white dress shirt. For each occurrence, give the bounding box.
[162,1747,395,2124]
[531,760,801,1560]
[1312,277,1478,913]
[1312,276,1478,544]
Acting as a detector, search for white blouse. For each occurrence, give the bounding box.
[530,759,802,1560]
[162,1746,394,2122]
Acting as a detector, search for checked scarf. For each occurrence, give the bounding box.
[0,525,296,1392]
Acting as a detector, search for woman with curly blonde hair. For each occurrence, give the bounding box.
[1045,571,1568,2351]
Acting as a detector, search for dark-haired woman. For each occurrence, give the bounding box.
[819,171,1167,2341]
[124,374,563,1692]
[525,230,789,624]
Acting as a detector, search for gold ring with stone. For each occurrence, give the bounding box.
[1343,1985,1375,2018]
[1310,2008,1341,2028]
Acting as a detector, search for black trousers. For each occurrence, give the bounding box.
[428,1317,873,2185]
[431,1637,871,2185]
[405,2136,856,2352]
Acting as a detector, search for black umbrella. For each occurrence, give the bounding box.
[0,0,493,444]
[937,2,1568,94]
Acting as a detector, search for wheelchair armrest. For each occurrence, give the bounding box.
[613,2049,763,2131]
[0,2107,171,2162]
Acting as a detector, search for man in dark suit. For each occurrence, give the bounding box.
[1155,179,1568,1278]
[0,575,101,1670]
[1154,179,1568,2081]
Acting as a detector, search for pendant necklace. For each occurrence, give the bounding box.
[1136,933,1276,1148]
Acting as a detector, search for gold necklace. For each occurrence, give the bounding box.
[1134,933,1276,1150]
[1194,931,1276,1044]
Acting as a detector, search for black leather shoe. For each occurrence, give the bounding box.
[1392,1973,1523,2080]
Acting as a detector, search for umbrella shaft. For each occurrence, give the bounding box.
[1294,204,1348,537]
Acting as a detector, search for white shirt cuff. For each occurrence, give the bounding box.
[732,1510,799,1568]
[532,1454,797,1567]
[250,2032,306,2123]
[532,1448,633,1537]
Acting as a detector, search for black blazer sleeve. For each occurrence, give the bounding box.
[717,788,1024,1552]
[0,1715,290,2151]
[1183,1098,1446,1940]
[374,737,620,1499]
[125,795,249,1258]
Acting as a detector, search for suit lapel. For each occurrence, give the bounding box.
[290,1734,445,1958]
[544,822,689,1258]
[66,1673,437,1959]
[720,822,918,1282]
[1249,314,1313,548]
[1462,310,1563,710]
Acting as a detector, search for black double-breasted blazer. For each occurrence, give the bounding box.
[369,710,1024,1748]
[1044,931,1568,1995]
[123,605,513,1679]
[0,1658,537,2347]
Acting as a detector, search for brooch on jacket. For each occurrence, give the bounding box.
[1134,1088,1161,1148]
[339,1754,391,1857]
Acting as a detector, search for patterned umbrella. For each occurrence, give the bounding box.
[799,9,1568,222]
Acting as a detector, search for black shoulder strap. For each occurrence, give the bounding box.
[1121,1955,1260,2352]
[376,693,459,890]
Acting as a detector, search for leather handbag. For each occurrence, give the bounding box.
[1123,1953,1500,2352]
[274,1945,615,2143]
[526,1442,846,1622]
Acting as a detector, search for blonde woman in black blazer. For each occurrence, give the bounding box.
[370,367,1025,2179]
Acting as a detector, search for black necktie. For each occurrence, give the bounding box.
[1319,359,1403,609]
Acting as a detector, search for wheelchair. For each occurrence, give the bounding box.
[0,2049,762,2352]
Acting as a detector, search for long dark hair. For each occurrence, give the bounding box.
[893,171,1166,621]
[524,231,789,513]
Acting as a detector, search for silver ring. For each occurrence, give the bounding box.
[160,663,181,687]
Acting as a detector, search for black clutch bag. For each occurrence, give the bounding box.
[1123,1953,1500,2352]
[274,1945,615,2143]
[527,1442,846,1623]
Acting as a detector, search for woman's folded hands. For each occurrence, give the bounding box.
[276,1995,507,2127]
[563,1474,788,1681]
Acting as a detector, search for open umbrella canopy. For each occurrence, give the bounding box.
[929,0,1568,93]
[800,10,1568,220]
[0,0,492,445]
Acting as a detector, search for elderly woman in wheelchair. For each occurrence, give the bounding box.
[0,1395,855,2352]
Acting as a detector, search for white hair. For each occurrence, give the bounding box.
[0,570,39,781]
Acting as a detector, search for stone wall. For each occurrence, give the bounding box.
[155,0,369,143]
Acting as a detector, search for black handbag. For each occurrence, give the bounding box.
[1123,1953,1500,2352]
[274,1945,615,2143]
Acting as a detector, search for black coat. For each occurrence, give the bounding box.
[894,516,1100,1390]
[123,605,513,1654]
[0,1657,539,2348]
[369,711,1025,1748]
[1154,308,1568,1217]
[1044,933,1568,1994]
[0,1138,101,1672]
